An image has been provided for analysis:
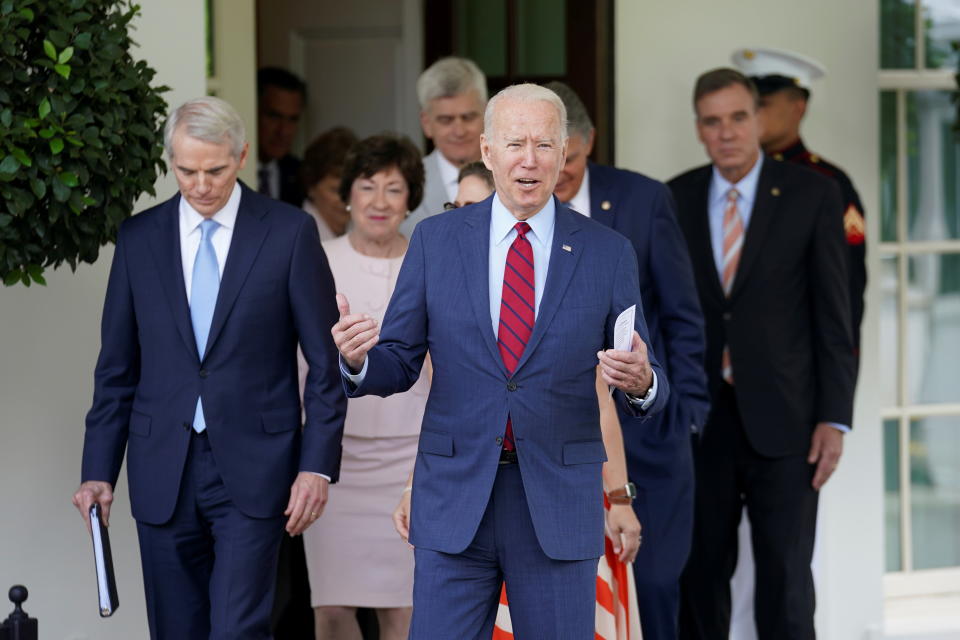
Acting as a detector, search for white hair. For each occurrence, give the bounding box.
[484,84,568,143]
[416,57,488,110]
[164,96,246,159]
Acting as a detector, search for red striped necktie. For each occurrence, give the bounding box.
[497,222,535,451]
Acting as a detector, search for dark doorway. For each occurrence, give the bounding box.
[423,0,615,163]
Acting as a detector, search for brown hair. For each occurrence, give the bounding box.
[693,68,759,113]
[338,134,425,211]
[301,127,358,191]
[457,161,494,190]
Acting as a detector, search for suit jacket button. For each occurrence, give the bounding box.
[199,369,209,378]
[507,381,518,391]
[182,422,191,431]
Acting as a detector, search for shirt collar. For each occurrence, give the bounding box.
[436,151,461,188]
[567,166,591,216]
[179,181,242,234]
[491,192,556,248]
[710,151,763,207]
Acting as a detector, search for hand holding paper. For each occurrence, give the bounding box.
[598,305,653,397]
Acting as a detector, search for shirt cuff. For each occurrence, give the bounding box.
[627,370,658,411]
[339,355,368,386]
[306,472,331,481]
[826,422,850,434]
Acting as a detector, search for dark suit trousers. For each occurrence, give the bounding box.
[409,463,597,640]
[136,431,285,640]
[679,383,819,640]
[628,437,694,640]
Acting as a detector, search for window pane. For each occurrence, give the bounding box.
[885,419,904,572]
[880,257,900,402]
[880,0,917,69]
[906,90,960,242]
[880,91,898,242]
[456,0,507,77]
[922,0,960,70]
[515,0,566,76]
[910,416,960,570]
[907,254,960,404]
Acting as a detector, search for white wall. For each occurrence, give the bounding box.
[615,2,884,638]
[0,2,204,638]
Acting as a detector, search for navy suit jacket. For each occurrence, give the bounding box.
[81,184,346,525]
[349,197,669,561]
[588,162,709,450]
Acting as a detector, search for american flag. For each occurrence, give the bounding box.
[492,498,643,639]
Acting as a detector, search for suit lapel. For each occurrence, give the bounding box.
[203,186,270,361]
[688,169,725,304]
[149,194,199,358]
[730,161,778,298]
[514,202,583,375]
[586,162,615,229]
[456,199,506,375]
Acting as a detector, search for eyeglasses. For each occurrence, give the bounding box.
[443,201,478,211]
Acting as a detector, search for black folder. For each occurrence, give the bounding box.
[89,503,119,617]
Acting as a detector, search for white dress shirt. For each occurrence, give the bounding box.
[436,151,461,203]
[565,168,592,217]
[179,182,240,300]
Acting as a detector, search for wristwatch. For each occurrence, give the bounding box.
[626,382,654,406]
[606,482,637,505]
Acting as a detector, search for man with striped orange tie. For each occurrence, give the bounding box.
[333,83,669,639]
[668,68,856,640]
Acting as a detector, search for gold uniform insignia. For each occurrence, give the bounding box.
[843,204,865,245]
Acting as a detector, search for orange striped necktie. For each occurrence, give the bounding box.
[721,188,742,384]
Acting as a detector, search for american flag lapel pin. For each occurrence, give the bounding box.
[562,244,572,252]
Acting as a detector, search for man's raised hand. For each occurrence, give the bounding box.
[331,293,380,372]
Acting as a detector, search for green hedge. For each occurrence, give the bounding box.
[0,0,167,286]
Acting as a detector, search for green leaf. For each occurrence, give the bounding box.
[66,136,83,147]
[19,7,34,21]
[29,178,46,199]
[10,148,30,167]
[54,64,71,79]
[0,155,18,175]
[0,213,11,227]
[51,177,70,202]
[74,32,92,50]
[0,110,10,128]
[49,137,64,154]
[38,97,51,119]
[57,46,74,64]
[43,39,56,61]
[59,171,79,187]
[39,128,55,139]
[4,271,22,287]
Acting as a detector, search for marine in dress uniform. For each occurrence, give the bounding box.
[733,47,866,354]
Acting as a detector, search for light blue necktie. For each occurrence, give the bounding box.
[190,218,220,433]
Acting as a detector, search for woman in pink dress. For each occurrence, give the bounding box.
[301,134,426,640]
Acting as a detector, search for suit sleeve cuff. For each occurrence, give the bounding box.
[826,422,850,434]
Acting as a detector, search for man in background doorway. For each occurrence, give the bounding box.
[258,67,307,206]
[400,56,487,237]
[547,80,709,640]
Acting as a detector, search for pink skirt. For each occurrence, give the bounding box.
[303,433,418,607]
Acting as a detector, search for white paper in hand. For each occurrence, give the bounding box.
[609,305,636,396]
[613,305,636,353]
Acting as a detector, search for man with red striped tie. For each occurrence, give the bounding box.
[332,83,669,639]
[668,68,855,640]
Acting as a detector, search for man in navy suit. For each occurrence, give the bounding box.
[73,97,346,639]
[333,84,669,640]
[548,81,709,640]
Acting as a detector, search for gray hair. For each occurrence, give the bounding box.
[164,96,246,159]
[484,84,568,143]
[543,81,593,142]
[416,57,488,110]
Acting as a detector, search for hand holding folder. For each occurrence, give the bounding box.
[89,504,119,617]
